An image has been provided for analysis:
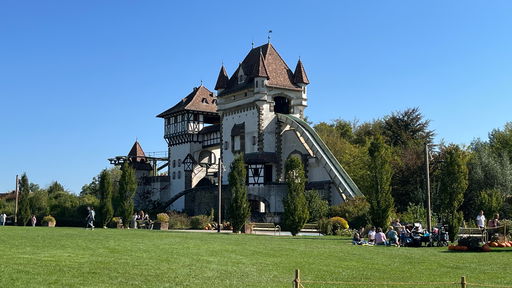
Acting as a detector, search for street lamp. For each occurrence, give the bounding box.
[217,158,222,233]
[425,143,439,233]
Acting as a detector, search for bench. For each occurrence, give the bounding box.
[300,223,321,235]
[250,223,281,235]
[457,227,487,242]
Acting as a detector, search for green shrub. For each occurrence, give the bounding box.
[156,213,169,223]
[329,196,369,229]
[42,215,56,224]
[168,212,190,229]
[318,218,333,235]
[190,215,211,229]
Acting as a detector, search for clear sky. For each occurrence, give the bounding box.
[1,1,511,194]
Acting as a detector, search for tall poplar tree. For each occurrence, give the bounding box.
[118,163,137,228]
[283,155,309,236]
[17,173,32,226]
[99,169,114,228]
[439,145,468,241]
[228,154,250,233]
[365,135,395,229]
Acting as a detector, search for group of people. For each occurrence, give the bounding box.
[131,210,152,229]
[352,225,401,246]
[352,219,430,247]
[476,210,500,229]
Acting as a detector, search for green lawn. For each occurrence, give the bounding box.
[0,227,510,288]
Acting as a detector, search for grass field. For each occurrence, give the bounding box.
[0,227,511,288]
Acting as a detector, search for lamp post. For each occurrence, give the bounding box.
[14,175,19,225]
[425,143,434,233]
[217,158,222,233]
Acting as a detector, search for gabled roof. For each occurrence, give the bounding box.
[214,66,229,90]
[218,43,302,96]
[293,59,310,85]
[157,86,218,118]
[128,141,146,159]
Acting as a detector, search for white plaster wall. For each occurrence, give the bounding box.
[167,143,191,211]
[220,107,258,183]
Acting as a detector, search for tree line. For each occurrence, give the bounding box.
[313,107,512,239]
[0,163,137,228]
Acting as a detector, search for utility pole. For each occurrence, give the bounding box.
[15,175,19,225]
[425,144,432,233]
[217,158,222,233]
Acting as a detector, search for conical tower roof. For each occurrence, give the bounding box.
[293,59,309,85]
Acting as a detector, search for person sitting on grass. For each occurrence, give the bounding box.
[352,229,363,245]
[386,226,399,246]
[367,227,376,245]
[375,227,388,246]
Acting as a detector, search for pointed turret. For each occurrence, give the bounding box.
[128,141,146,162]
[252,50,269,78]
[214,65,229,91]
[293,59,310,85]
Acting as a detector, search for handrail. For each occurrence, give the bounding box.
[277,113,362,198]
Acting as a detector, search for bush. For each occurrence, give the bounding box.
[168,212,190,229]
[329,196,369,229]
[190,215,211,230]
[156,213,169,223]
[304,190,329,222]
[318,218,333,235]
[42,215,56,224]
[318,217,349,235]
[110,217,122,228]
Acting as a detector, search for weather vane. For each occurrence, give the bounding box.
[268,30,272,43]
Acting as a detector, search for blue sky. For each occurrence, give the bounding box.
[1,1,511,193]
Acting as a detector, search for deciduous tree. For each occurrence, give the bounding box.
[438,145,468,241]
[364,135,395,229]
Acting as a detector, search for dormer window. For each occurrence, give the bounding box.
[239,75,244,83]
[201,98,208,104]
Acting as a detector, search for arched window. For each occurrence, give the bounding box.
[172,172,176,179]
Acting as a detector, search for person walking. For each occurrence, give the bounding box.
[0,213,6,226]
[31,215,37,227]
[86,207,95,230]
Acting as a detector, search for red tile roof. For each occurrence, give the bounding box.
[218,43,303,95]
[293,59,310,85]
[157,86,218,118]
[128,141,146,158]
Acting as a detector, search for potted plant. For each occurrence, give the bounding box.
[42,215,56,227]
[154,213,169,230]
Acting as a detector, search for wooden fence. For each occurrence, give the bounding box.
[292,269,511,288]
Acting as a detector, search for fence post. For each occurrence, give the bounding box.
[460,276,466,288]
[293,269,300,288]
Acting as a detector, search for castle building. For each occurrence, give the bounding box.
[116,42,362,220]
